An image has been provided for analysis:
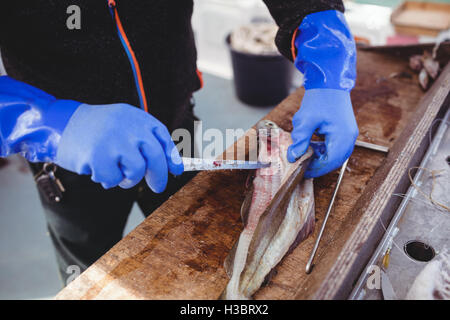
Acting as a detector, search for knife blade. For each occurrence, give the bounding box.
[181,157,270,171]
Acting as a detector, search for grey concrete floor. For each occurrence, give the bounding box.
[0,72,284,299]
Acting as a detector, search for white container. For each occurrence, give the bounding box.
[344,2,395,46]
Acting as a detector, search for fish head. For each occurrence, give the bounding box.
[257,120,280,165]
[256,120,292,176]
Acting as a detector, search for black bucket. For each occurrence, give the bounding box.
[226,34,294,106]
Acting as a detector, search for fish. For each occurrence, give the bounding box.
[419,68,429,90]
[409,55,423,72]
[221,120,315,300]
[409,51,440,90]
[406,250,450,300]
[423,54,440,80]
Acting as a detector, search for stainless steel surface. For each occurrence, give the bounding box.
[355,140,389,153]
[350,109,450,300]
[182,157,270,171]
[381,270,398,300]
[305,158,349,274]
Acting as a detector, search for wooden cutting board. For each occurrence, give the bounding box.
[56,47,450,300]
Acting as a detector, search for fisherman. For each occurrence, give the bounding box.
[0,1,357,284]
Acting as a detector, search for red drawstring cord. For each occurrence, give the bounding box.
[196,69,204,89]
[291,28,299,61]
[108,0,148,112]
[107,0,203,113]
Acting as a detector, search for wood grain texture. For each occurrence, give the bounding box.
[56,49,447,300]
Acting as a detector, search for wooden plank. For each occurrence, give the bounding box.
[56,49,447,300]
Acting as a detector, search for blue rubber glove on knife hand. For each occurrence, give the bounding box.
[287,10,358,178]
[0,76,183,192]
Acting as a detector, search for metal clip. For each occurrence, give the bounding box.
[34,163,65,203]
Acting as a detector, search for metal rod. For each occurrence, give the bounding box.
[304,139,386,274]
[355,140,389,153]
[305,158,349,274]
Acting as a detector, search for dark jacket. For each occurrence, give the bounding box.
[0,0,344,130]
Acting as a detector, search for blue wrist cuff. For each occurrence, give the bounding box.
[0,76,81,162]
[294,10,357,91]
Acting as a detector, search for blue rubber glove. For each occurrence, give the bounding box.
[287,10,358,178]
[56,103,183,191]
[287,89,358,178]
[0,76,183,192]
[0,76,80,162]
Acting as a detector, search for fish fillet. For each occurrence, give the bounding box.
[222,120,315,300]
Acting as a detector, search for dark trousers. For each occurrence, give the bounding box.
[29,101,198,285]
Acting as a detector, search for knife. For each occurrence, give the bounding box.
[181,157,270,171]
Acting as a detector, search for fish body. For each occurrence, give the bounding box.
[222,120,315,300]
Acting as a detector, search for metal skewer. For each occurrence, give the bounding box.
[304,140,388,274]
[355,140,389,153]
[305,158,349,274]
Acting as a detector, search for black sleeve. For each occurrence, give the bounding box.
[0,3,12,48]
[262,0,345,61]
[0,7,4,47]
